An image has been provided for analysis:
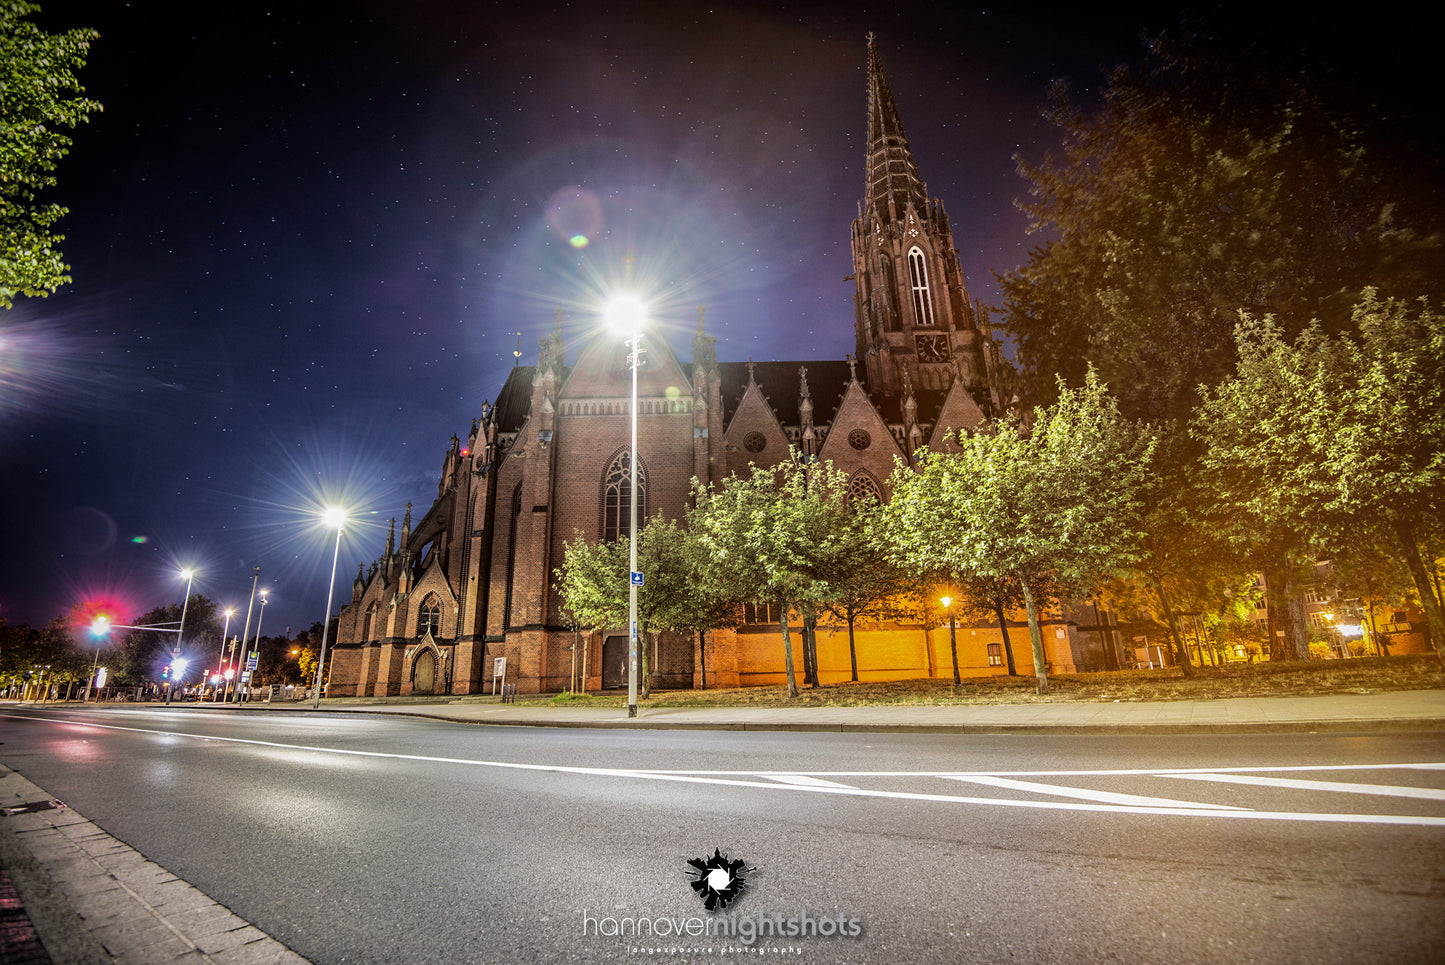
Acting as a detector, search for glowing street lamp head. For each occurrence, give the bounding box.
[604,292,648,336]
[179,568,194,581]
[90,615,111,636]
[322,506,347,530]
[939,596,952,610]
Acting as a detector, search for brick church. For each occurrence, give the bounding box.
[327,37,1105,697]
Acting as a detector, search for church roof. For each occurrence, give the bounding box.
[718,360,851,427]
[492,365,536,433]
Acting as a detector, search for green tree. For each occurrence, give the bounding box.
[1192,317,1346,661]
[1195,293,1445,663]
[1320,293,1445,661]
[815,504,914,683]
[691,456,862,697]
[884,371,1156,692]
[998,17,1442,420]
[649,515,744,690]
[0,2,101,307]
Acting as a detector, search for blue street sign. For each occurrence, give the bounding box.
[630,571,644,586]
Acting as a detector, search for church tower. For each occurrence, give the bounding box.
[851,34,989,405]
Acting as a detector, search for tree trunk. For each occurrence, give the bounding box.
[1263,558,1310,660]
[1365,597,1389,656]
[993,600,1018,676]
[640,628,652,698]
[779,603,799,697]
[801,604,819,688]
[1392,516,1445,667]
[1147,573,1194,676]
[697,629,706,689]
[1092,600,1119,671]
[847,614,859,682]
[1018,575,1049,694]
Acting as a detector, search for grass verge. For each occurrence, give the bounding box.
[515,654,1443,709]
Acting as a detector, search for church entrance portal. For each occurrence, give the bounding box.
[602,635,628,690]
[413,649,436,694]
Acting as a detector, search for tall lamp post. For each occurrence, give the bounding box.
[606,293,648,719]
[313,507,346,710]
[244,588,269,701]
[214,608,234,700]
[230,567,261,703]
[939,595,961,684]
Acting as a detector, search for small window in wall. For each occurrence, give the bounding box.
[419,596,442,638]
[907,247,935,327]
[987,643,1003,667]
[744,602,782,625]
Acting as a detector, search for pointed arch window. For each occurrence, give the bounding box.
[602,448,647,543]
[418,595,442,639]
[847,470,883,506]
[907,246,935,327]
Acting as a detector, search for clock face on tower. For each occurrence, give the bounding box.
[915,333,950,363]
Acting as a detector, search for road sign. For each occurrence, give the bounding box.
[171,648,181,657]
[630,571,644,586]
[245,652,258,670]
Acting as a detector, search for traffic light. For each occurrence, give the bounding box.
[161,664,171,681]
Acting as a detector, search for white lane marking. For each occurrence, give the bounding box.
[763,774,858,788]
[1167,772,1445,800]
[5,713,1444,827]
[942,775,1247,810]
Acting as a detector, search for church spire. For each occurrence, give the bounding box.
[863,34,928,226]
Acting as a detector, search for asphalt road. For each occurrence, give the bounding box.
[2,706,1442,964]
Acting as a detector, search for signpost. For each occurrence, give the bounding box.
[492,656,506,695]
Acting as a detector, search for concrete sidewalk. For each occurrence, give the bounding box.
[2,689,1441,964]
[201,687,1445,735]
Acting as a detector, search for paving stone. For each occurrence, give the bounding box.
[209,940,309,965]
[195,924,267,954]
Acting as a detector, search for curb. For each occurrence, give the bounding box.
[200,704,1445,736]
[0,766,310,965]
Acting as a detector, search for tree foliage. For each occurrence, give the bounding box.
[0,2,101,307]
[1194,291,1445,663]
[998,16,1443,420]
[884,371,1156,691]
[691,456,865,697]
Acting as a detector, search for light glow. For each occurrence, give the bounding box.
[603,292,648,336]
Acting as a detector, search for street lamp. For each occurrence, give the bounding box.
[215,608,235,701]
[244,588,269,701]
[606,292,647,719]
[84,616,109,701]
[230,567,262,703]
[313,507,346,710]
[939,595,961,684]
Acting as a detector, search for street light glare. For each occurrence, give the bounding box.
[179,568,194,580]
[322,506,347,529]
[604,292,648,335]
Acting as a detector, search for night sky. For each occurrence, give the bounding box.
[1,2,1428,636]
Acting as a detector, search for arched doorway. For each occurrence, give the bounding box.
[601,635,628,690]
[413,649,436,694]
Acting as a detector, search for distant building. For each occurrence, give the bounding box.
[327,37,1095,696]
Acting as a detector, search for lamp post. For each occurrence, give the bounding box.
[940,595,961,684]
[214,608,234,701]
[244,588,269,701]
[230,567,261,702]
[313,507,346,710]
[606,293,647,719]
[83,617,109,702]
